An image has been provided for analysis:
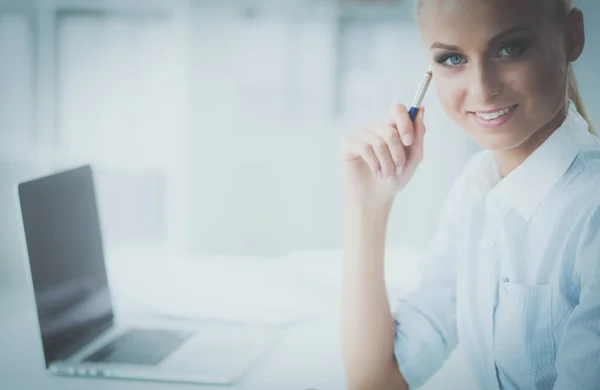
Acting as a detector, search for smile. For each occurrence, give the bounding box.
[469,105,519,128]
[474,106,516,120]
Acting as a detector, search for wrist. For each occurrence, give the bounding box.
[346,201,393,232]
[346,200,394,221]
[344,202,391,266]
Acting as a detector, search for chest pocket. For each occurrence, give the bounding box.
[493,281,572,376]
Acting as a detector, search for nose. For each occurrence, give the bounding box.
[469,63,503,104]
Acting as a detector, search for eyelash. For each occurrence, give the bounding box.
[434,40,529,68]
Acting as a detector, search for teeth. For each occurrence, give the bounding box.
[475,107,512,120]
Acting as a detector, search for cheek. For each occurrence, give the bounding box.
[520,46,568,96]
[518,60,568,114]
[434,77,465,114]
[528,64,560,95]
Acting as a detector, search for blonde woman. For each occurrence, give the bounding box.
[340,0,599,389]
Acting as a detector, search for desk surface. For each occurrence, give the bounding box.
[0,249,356,390]
[0,303,346,390]
[0,247,476,390]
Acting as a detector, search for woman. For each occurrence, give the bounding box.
[340,0,599,389]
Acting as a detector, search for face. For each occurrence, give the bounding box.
[418,0,581,152]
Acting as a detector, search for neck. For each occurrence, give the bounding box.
[494,103,569,177]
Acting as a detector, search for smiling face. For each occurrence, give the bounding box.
[418,0,580,152]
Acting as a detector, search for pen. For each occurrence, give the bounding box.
[408,67,433,123]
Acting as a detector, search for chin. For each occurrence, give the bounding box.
[470,132,526,151]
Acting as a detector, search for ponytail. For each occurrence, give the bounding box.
[568,64,596,135]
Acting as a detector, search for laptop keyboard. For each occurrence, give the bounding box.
[84,328,193,365]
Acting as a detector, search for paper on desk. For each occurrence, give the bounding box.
[106,252,337,327]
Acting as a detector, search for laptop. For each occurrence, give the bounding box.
[15,164,276,384]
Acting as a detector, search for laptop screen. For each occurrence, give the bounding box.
[18,165,114,365]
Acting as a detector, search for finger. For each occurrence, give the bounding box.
[342,136,380,176]
[368,122,406,174]
[388,104,414,146]
[407,106,426,166]
[355,131,396,178]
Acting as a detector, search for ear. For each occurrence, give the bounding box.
[566,7,585,62]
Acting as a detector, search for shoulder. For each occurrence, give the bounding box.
[578,183,600,240]
[576,135,600,175]
[562,144,600,219]
[558,169,600,236]
[554,137,600,219]
[569,181,600,282]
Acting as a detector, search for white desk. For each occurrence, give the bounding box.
[0,247,353,390]
[0,246,476,390]
[0,304,346,390]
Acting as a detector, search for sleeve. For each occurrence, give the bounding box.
[390,157,474,389]
[552,203,600,389]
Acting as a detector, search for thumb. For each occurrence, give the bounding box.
[411,105,427,152]
[406,106,426,166]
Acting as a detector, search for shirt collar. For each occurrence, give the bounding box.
[474,100,592,221]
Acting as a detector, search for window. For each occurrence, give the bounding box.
[0,12,34,162]
[0,10,35,293]
[54,8,190,250]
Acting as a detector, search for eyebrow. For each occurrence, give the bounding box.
[430,26,531,50]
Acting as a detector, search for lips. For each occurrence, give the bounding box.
[471,105,518,120]
[468,104,519,128]
[476,108,511,120]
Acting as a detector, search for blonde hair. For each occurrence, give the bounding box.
[568,65,596,135]
[416,0,596,135]
[561,0,596,134]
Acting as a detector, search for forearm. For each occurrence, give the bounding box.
[341,204,407,390]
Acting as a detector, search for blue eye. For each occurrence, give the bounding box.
[435,54,466,68]
[447,55,464,65]
[498,42,526,57]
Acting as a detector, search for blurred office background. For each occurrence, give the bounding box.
[1,0,598,309]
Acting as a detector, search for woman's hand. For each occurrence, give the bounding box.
[341,103,427,209]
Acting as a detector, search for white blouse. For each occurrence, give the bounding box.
[392,101,600,390]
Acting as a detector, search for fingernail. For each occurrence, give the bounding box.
[403,133,413,146]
